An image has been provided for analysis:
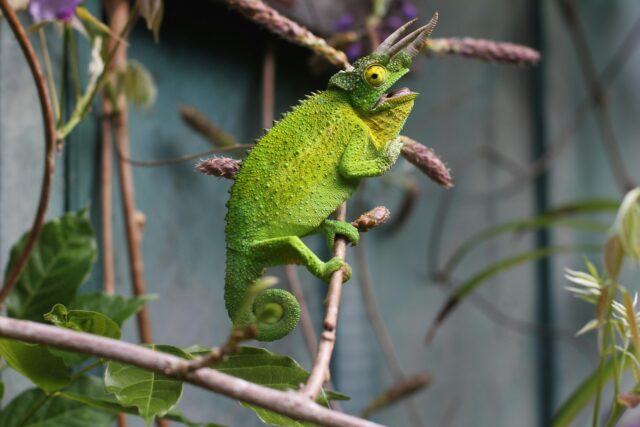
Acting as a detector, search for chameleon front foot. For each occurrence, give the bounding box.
[322,257,352,282]
[321,219,360,248]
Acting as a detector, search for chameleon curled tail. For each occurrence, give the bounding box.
[224,252,301,342]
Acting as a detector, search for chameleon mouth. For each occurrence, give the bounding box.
[373,87,416,109]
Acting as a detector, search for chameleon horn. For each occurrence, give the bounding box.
[402,12,438,58]
[375,18,418,55]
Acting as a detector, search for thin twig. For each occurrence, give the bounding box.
[0,316,383,427]
[115,143,253,167]
[103,1,147,425]
[0,0,56,306]
[179,325,256,372]
[301,203,348,400]
[556,0,636,193]
[361,374,432,419]
[106,0,154,348]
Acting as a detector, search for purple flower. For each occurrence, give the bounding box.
[28,0,83,23]
[346,41,364,61]
[401,2,418,20]
[335,12,354,31]
[386,15,404,30]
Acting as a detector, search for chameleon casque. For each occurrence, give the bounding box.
[224,15,438,341]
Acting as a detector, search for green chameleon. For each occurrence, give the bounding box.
[225,15,438,341]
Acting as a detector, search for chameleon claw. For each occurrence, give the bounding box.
[322,257,352,282]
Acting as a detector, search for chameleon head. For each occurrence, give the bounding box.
[328,13,438,116]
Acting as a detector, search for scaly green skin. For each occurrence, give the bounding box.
[225,47,422,341]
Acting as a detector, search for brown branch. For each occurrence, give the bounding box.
[0,316,383,427]
[284,266,318,355]
[116,143,253,167]
[301,203,348,400]
[0,0,56,306]
[225,0,350,69]
[106,0,155,349]
[100,104,116,295]
[425,37,540,65]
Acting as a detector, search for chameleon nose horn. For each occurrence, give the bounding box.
[376,12,439,59]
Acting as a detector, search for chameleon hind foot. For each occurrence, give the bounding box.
[322,257,352,282]
[321,219,360,248]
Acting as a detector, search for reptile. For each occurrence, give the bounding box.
[224,15,438,341]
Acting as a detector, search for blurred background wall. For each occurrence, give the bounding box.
[1,0,640,426]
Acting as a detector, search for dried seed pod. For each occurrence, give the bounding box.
[400,137,453,188]
[196,157,241,179]
[351,206,391,232]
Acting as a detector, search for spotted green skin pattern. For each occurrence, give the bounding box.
[224,51,419,341]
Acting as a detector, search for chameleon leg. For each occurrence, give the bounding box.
[339,135,403,179]
[250,236,351,282]
[320,219,360,248]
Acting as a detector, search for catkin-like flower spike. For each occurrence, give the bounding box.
[351,206,391,232]
[226,0,350,70]
[425,37,541,65]
[400,136,453,188]
[180,105,236,148]
[196,157,241,179]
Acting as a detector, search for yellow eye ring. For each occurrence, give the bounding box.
[364,64,387,87]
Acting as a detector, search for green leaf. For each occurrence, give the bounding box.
[0,338,70,393]
[604,235,624,281]
[0,382,115,427]
[114,60,157,109]
[5,209,97,321]
[428,245,601,340]
[70,292,156,326]
[44,304,121,366]
[552,357,617,427]
[442,199,613,275]
[105,344,187,425]
[214,347,349,427]
[0,380,4,400]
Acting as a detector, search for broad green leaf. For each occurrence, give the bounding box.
[44,304,121,366]
[70,292,156,326]
[0,338,69,392]
[105,344,188,425]
[6,209,97,321]
[428,245,601,340]
[214,347,349,427]
[0,385,115,427]
[552,357,617,427]
[61,376,225,427]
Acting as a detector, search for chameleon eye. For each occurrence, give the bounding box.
[364,64,387,87]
